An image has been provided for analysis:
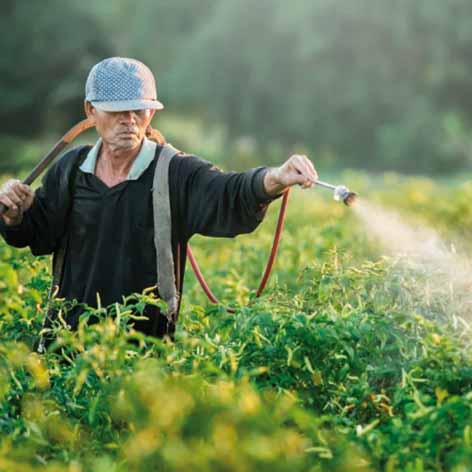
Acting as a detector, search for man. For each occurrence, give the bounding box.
[0,57,318,348]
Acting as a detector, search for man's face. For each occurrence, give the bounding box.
[85,101,156,151]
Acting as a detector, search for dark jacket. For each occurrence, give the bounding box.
[0,144,278,342]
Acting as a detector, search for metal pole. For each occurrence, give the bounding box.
[314,180,337,191]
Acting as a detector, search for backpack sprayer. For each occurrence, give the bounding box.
[0,120,358,312]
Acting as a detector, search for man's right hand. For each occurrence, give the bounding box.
[0,179,35,226]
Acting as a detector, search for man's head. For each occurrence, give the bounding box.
[84,57,164,151]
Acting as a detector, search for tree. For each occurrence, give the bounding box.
[0,0,113,138]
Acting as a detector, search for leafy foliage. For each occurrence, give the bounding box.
[1,183,472,470]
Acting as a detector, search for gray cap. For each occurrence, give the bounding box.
[85,57,164,112]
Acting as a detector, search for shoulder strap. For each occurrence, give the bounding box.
[152,143,182,324]
[38,144,92,353]
[51,145,92,287]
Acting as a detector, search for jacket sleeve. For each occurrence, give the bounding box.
[0,150,76,255]
[170,154,282,239]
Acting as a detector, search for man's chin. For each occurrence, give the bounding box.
[115,137,141,150]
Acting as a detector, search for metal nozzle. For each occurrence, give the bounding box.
[333,185,358,206]
[342,191,358,207]
[315,180,358,207]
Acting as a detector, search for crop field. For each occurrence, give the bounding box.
[1,173,471,471]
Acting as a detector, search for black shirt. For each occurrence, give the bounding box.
[0,143,278,337]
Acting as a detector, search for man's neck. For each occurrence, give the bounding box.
[96,140,143,178]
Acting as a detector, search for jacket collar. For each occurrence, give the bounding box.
[79,137,157,180]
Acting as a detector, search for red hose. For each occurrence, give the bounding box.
[187,188,291,312]
[187,245,236,314]
[256,189,290,296]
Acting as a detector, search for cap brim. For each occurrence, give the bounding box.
[91,99,164,112]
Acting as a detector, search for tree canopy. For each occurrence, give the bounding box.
[2,0,472,173]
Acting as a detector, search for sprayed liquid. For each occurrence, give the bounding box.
[352,199,472,325]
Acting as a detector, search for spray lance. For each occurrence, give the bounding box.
[0,119,358,313]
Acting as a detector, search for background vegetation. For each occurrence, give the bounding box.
[2,0,472,173]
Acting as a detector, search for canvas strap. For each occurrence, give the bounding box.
[37,146,91,353]
[152,143,181,324]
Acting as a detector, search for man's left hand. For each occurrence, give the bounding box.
[263,154,318,197]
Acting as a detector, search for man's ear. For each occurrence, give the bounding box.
[84,101,96,123]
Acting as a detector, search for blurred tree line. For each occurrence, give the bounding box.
[2,0,472,174]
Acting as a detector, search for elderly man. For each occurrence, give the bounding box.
[0,57,318,349]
